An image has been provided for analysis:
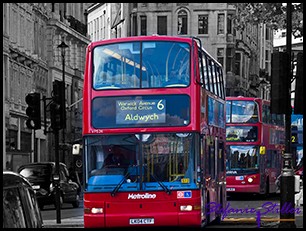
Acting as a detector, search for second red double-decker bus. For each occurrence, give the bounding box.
[225,96,285,195]
[82,35,226,228]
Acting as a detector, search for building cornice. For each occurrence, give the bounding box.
[47,18,90,44]
[87,3,105,14]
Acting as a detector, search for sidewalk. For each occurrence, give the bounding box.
[222,215,303,228]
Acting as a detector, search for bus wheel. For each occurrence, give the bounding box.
[263,180,269,199]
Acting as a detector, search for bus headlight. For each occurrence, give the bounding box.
[91,208,103,214]
[247,177,253,183]
[180,205,193,211]
[32,185,40,190]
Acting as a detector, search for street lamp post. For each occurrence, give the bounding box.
[259,78,269,100]
[53,41,68,224]
[278,3,296,228]
[57,41,69,163]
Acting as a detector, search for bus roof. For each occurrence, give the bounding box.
[226,96,271,105]
[89,35,195,48]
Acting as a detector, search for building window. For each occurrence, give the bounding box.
[265,50,269,61]
[217,48,224,66]
[157,16,167,35]
[59,3,66,22]
[21,132,31,152]
[265,61,269,72]
[226,48,235,72]
[177,10,187,35]
[6,130,17,151]
[132,14,137,36]
[140,15,147,35]
[198,15,208,34]
[234,52,241,75]
[217,14,225,34]
[177,3,189,6]
[102,15,105,39]
[265,27,270,40]
[227,14,233,34]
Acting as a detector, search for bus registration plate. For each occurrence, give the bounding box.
[226,188,235,191]
[129,218,154,225]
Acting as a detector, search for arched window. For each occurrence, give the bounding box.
[177,10,187,35]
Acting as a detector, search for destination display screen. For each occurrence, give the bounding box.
[116,99,166,124]
[92,95,190,128]
[226,126,258,142]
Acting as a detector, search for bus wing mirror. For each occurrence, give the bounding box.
[72,144,81,155]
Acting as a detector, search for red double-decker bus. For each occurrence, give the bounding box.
[225,96,285,195]
[82,35,226,228]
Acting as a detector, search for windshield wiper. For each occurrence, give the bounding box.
[111,171,130,197]
[111,166,171,196]
[143,166,171,195]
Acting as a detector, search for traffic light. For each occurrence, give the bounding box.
[51,80,66,130]
[270,52,290,114]
[294,53,303,114]
[25,92,41,129]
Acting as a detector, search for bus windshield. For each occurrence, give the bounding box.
[226,100,258,123]
[226,145,259,171]
[84,133,198,193]
[93,41,190,89]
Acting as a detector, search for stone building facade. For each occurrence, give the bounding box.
[87,3,274,100]
[3,3,91,171]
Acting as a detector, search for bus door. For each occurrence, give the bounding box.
[200,134,208,223]
[259,147,267,193]
[217,140,225,207]
[205,135,218,221]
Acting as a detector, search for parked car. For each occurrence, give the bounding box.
[17,162,81,210]
[3,171,43,228]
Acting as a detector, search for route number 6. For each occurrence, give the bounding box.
[157,100,165,110]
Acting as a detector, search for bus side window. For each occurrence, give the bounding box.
[218,141,225,172]
[209,142,215,179]
[266,150,272,168]
[203,137,210,175]
[202,54,210,91]
[198,52,204,85]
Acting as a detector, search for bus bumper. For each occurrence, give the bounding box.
[84,211,201,228]
[226,185,260,193]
